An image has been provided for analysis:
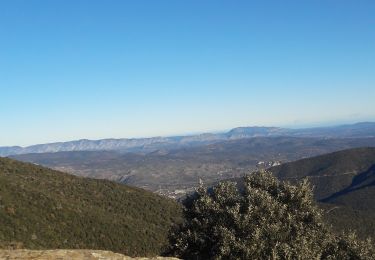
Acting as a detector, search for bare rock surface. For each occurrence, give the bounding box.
[0,249,179,260]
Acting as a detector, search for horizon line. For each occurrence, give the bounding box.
[1,120,374,148]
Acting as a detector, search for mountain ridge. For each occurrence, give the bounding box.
[1,122,375,156]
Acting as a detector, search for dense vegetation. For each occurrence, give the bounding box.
[167,172,375,259]
[0,157,182,257]
[270,147,375,199]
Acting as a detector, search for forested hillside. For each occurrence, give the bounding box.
[269,147,375,239]
[0,157,182,257]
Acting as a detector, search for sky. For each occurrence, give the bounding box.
[1,0,374,146]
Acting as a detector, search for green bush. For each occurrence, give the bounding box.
[322,233,375,260]
[167,171,374,259]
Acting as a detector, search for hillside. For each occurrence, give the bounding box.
[0,157,182,257]
[2,122,375,156]
[12,137,375,198]
[269,147,375,238]
[270,147,375,201]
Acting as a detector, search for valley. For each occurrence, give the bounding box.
[11,135,375,198]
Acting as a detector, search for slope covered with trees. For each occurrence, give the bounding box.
[269,147,375,239]
[0,157,182,257]
[270,147,375,199]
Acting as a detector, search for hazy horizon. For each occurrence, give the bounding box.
[2,120,375,147]
[1,1,374,146]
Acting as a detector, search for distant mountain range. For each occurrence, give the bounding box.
[12,136,375,197]
[1,122,375,156]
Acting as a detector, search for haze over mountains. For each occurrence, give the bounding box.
[2,122,375,157]
[11,123,375,198]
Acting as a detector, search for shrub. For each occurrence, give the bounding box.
[322,233,375,260]
[166,171,374,260]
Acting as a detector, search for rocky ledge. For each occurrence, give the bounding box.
[0,249,179,260]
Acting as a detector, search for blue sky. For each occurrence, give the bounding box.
[1,0,374,146]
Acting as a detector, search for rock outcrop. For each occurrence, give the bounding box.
[0,249,180,260]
